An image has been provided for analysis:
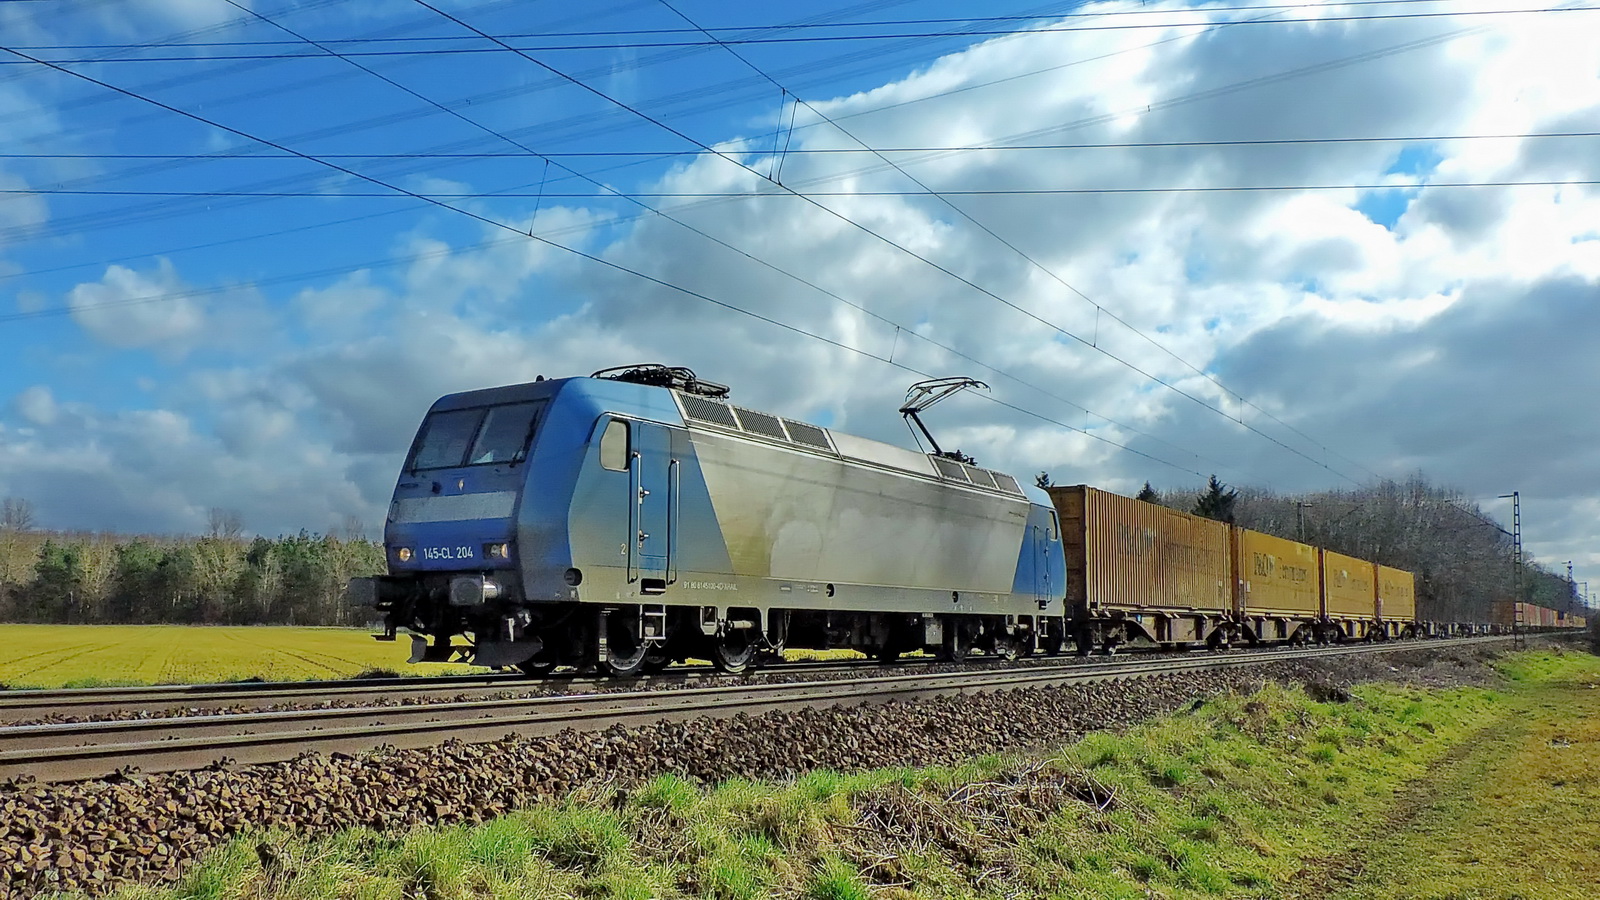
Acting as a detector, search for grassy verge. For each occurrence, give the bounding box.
[80,653,1600,900]
[1313,650,1600,900]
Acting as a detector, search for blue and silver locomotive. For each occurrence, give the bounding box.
[349,365,1065,675]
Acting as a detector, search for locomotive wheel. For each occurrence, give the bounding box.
[603,629,649,676]
[994,633,1022,662]
[516,652,558,677]
[712,629,758,674]
[638,647,671,675]
[942,621,970,662]
[875,644,901,664]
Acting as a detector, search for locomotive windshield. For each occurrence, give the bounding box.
[408,400,547,471]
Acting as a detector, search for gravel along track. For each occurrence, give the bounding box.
[0,638,1508,897]
[0,639,1501,785]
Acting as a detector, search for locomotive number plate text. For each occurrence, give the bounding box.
[422,546,475,561]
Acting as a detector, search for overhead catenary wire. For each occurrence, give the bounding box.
[0,0,1097,228]
[0,4,1512,482]
[410,0,1387,485]
[0,0,1510,266]
[0,0,1490,244]
[6,129,1595,160]
[12,178,1593,199]
[0,0,1477,53]
[0,35,1212,480]
[6,5,1595,62]
[21,1,1236,481]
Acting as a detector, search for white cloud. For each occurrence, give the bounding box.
[3,2,1599,580]
[66,260,206,354]
[12,386,56,426]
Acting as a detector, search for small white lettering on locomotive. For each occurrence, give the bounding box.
[683,581,738,591]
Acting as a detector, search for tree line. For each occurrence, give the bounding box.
[1131,474,1583,624]
[0,503,383,626]
[1,475,1588,627]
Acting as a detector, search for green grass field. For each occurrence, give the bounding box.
[0,624,482,688]
[0,625,867,689]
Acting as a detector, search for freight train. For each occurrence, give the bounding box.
[348,366,1583,675]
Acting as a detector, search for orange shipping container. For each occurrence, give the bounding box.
[1233,529,1320,616]
[1048,485,1232,614]
[1490,599,1516,627]
[1377,566,1417,622]
[1322,550,1377,619]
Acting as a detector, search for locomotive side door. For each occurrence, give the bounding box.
[1033,511,1057,609]
[630,421,675,590]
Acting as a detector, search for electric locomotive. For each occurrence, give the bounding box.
[348,365,1067,675]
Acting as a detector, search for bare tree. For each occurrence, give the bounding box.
[2,497,35,531]
[341,515,368,541]
[206,507,244,540]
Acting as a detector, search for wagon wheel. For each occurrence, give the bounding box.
[875,643,901,664]
[712,628,758,674]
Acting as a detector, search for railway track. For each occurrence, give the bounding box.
[0,656,935,723]
[0,637,1505,784]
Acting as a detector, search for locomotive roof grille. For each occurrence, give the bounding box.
[783,419,831,450]
[673,389,1023,496]
[991,472,1025,495]
[963,464,999,489]
[733,407,788,440]
[673,391,835,454]
[678,393,739,428]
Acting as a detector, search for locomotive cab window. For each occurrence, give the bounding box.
[407,400,547,471]
[599,419,629,471]
[469,401,545,465]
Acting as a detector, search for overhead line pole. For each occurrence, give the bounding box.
[1500,492,1523,651]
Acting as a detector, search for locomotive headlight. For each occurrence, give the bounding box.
[395,547,413,562]
[483,542,512,560]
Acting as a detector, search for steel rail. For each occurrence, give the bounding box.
[0,637,1505,784]
[0,656,898,722]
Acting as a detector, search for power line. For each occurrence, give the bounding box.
[3,1,1469,52]
[3,0,1495,254]
[0,0,1068,225]
[0,3,1498,483]
[0,30,1216,481]
[0,0,1460,241]
[7,6,1593,63]
[6,129,1595,160]
[416,0,1429,485]
[12,179,1593,199]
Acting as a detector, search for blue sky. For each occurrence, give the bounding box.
[2,0,1599,592]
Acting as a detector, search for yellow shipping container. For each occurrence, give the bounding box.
[1322,550,1377,619]
[1377,565,1417,622]
[1233,529,1320,617]
[1048,485,1232,614]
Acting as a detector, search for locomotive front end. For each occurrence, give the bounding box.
[348,381,558,669]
